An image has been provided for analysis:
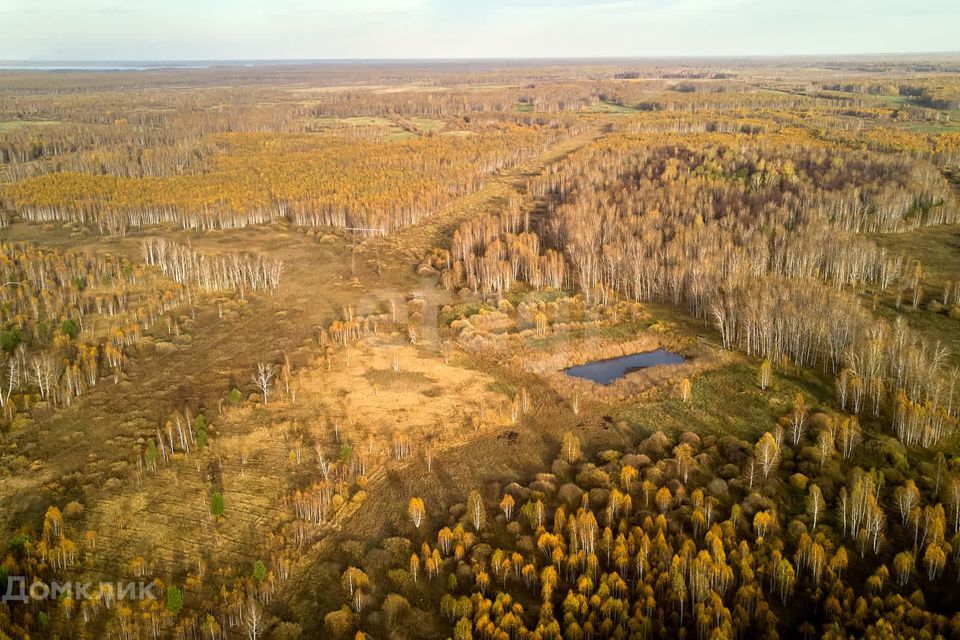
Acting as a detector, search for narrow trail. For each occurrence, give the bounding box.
[369,124,606,348]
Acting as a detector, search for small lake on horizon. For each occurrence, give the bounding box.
[564,349,686,385]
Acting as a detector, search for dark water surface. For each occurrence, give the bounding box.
[564,349,685,384]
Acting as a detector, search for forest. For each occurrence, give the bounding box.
[0,56,959,640]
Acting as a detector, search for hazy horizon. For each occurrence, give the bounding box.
[3,52,960,64]
[1,0,958,61]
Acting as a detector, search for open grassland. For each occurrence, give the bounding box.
[869,223,960,363]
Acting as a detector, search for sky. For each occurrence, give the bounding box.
[0,0,958,61]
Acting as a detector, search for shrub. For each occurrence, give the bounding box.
[59,318,80,339]
[210,492,225,517]
[253,560,267,582]
[0,328,21,353]
[62,501,84,519]
[166,586,184,615]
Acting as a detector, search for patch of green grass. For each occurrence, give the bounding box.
[484,380,515,397]
[901,121,960,134]
[409,117,445,132]
[308,115,419,142]
[501,286,570,308]
[868,93,915,107]
[311,116,394,127]
[528,320,648,350]
[873,301,960,366]
[0,120,61,132]
[514,103,532,113]
[582,101,640,114]
[871,224,960,284]
[438,301,486,327]
[757,87,801,96]
[614,362,815,442]
[386,130,416,141]
[597,321,649,340]
[869,224,960,363]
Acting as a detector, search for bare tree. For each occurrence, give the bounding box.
[244,598,264,640]
[252,363,277,405]
[29,352,61,402]
[789,393,807,446]
[0,352,20,416]
[316,447,331,481]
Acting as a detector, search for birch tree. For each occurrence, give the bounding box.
[755,432,780,479]
[252,362,277,405]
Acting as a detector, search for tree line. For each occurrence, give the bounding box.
[140,238,282,296]
[4,126,566,237]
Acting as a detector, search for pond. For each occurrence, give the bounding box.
[563,349,685,385]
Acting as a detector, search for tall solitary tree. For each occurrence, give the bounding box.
[755,432,780,479]
[467,490,486,532]
[807,484,824,531]
[758,360,772,390]
[500,494,515,521]
[816,428,834,468]
[789,393,807,446]
[245,598,265,640]
[408,497,426,529]
[252,362,277,405]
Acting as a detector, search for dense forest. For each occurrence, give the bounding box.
[329,426,960,639]
[4,128,568,236]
